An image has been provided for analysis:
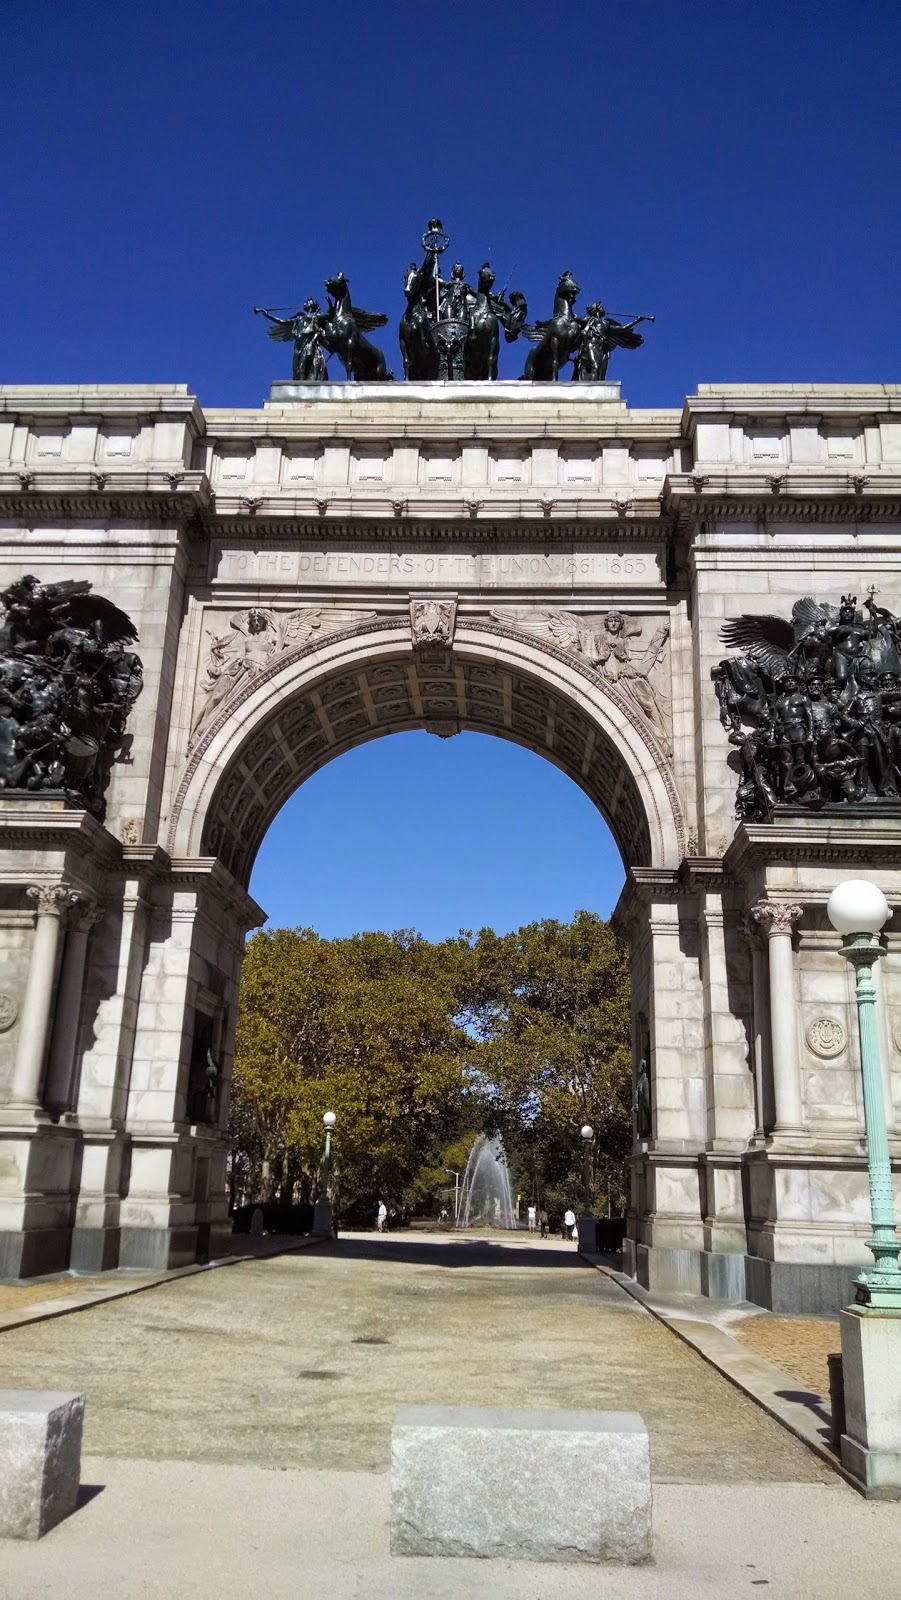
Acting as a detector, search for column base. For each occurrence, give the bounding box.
[629,1241,863,1312]
[840,1435,901,1499]
[118,1226,199,1271]
[0,1227,72,1279]
[70,1226,121,1273]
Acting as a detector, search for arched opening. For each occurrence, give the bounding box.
[162,618,687,1273]
[169,619,684,880]
[248,730,627,937]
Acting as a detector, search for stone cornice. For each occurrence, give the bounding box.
[204,508,669,540]
[725,811,901,878]
[0,386,206,433]
[0,803,122,865]
[0,469,211,525]
[681,385,900,432]
[665,471,901,522]
[166,856,266,928]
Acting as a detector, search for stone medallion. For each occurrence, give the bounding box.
[805,1016,847,1059]
[0,992,19,1032]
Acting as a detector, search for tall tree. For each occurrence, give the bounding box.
[230,927,474,1213]
[464,912,631,1213]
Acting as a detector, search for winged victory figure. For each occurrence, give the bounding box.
[190,605,376,743]
[490,607,671,747]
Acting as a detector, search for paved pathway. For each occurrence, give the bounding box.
[0,1230,827,1483]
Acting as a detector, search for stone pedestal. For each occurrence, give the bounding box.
[0,1391,84,1539]
[391,1405,652,1563]
[312,1196,334,1238]
[840,1307,901,1498]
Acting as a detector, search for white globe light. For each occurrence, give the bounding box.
[827,880,891,937]
[323,1111,337,1129]
[580,1124,594,1141]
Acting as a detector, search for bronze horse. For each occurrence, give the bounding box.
[399,262,439,380]
[522,271,583,381]
[322,272,392,381]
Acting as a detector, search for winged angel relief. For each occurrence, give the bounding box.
[190,606,375,744]
[491,608,671,748]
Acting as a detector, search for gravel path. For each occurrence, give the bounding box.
[0,1230,829,1483]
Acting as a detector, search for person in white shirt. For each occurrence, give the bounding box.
[527,1204,537,1233]
[563,1206,576,1240]
[377,1201,388,1233]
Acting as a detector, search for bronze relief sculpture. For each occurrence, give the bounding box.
[0,575,143,816]
[714,589,901,819]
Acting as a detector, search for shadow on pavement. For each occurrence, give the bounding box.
[775,1387,833,1441]
[315,1235,585,1269]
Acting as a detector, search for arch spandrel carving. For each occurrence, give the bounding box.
[168,617,685,883]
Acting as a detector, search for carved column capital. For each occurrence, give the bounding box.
[750,901,803,939]
[26,883,81,919]
[71,901,104,934]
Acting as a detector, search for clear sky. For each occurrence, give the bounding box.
[3,2,898,936]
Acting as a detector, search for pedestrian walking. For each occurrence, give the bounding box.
[539,1208,548,1238]
[527,1204,537,1233]
[377,1201,387,1233]
[563,1206,576,1241]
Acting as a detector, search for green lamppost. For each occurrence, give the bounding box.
[313,1111,337,1238]
[576,1123,596,1252]
[826,881,901,1310]
[828,879,901,1498]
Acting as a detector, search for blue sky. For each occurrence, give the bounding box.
[3,2,898,936]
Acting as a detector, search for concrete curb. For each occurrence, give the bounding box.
[0,1234,327,1336]
[579,1252,860,1492]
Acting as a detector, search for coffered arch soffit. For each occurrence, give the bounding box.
[168,619,685,885]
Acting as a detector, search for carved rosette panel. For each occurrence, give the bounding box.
[0,993,19,1031]
[805,1016,847,1058]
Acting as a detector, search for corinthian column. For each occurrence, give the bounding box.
[44,902,103,1114]
[751,901,805,1135]
[8,884,80,1110]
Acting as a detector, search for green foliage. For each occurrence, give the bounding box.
[230,911,632,1221]
[464,912,632,1214]
[231,927,474,1212]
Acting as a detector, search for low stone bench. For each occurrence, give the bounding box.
[391,1404,651,1564]
[0,1391,85,1539]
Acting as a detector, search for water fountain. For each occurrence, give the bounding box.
[458,1134,517,1228]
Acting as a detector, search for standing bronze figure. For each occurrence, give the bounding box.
[255,299,329,381]
[397,222,528,381]
[573,304,654,381]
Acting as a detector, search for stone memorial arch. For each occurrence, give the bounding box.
[0,375,900,1312]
